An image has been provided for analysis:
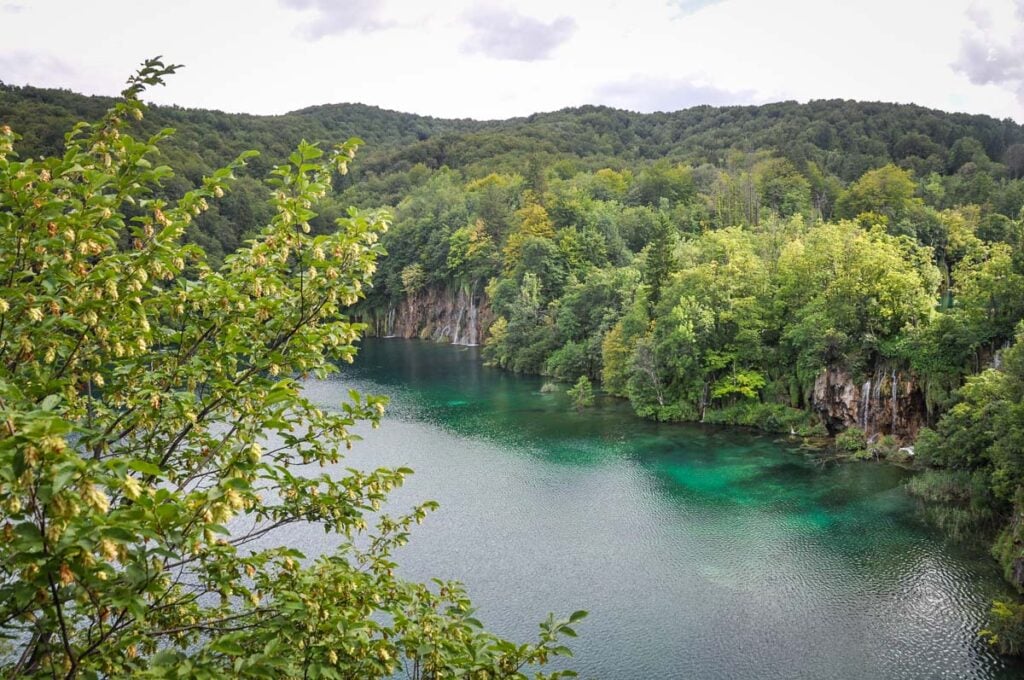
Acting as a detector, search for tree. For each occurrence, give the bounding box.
[953,242,1024,352]
[947,137,991,173]
[775,222,940,376]
[0,60,583,679]
[401,262,427,294]
[502,201,556,270]
[834,164,920,223]
[754,158,811,218]
[1006,143,1024,180]
[566,376,594,411]
[641,214,675,309]
[628,161,694,207]
[655,228,770,416]
[446,219,498,285]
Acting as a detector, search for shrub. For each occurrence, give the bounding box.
[702,401,825,436]
[567,375,595,410]
[835,426,869,456]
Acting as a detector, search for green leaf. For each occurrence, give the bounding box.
[128,459,163,477]
[39,394,61,411]
[101,527,136,543]
[51,465,78,493]
[211,639,245,656]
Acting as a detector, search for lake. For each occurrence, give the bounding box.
[287,339,1022,679]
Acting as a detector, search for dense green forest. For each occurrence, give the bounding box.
[5,80,1024,643]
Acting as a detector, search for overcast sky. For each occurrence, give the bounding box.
[1,0,1023,121]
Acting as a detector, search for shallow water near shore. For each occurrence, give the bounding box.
[285,338,1023,679]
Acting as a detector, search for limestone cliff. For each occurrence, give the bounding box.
[810,364,928,441]
[365,285,492,346]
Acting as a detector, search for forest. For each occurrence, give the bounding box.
[4,78,1024,649]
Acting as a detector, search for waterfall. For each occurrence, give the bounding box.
[871,375,883,436]
[465,296,479,346]
[449,287,482,346]
[386,283,488,347]
[812,362,924,441]
[891,367,898,431]
[860,380,871,430]
[451,302,465,344]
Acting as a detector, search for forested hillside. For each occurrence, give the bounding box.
[5,82,1024,621]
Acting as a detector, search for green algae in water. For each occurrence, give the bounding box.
[290,339,1024,679]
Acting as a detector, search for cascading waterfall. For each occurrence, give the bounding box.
[812,362,926,440]
[377,282,491,347]
[995,339,1013,369]
[860,366,908,437]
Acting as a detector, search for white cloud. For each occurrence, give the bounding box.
[0,0,1019,122]
[279,0,394,39]
[462,7,576,61]
[954,0,1024,108]
[0,50,76,85]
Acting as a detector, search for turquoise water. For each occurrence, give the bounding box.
[289,339,1023,679]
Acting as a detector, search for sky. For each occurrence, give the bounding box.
[1,0,1023,121]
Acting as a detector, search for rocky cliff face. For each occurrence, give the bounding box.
[810,364,928,441]
[366,286,492,346]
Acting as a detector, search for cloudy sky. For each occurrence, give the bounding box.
[1,0,1023,121]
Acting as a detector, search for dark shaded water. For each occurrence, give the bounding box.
[289,339,1022,679]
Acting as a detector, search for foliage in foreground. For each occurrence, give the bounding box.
[0,61,582,679]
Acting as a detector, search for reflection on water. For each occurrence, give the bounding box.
[280,339,1022,679]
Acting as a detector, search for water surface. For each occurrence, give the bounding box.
[290,339,1022,679]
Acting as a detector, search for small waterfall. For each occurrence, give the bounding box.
[465,296,479,346]
[872,374,884,436]
[382,305,397,338]
[890,367,898,431]
[860,380,871,430]
[451,302,466,345]
[812,362,925,440]
[449,287,482,346]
